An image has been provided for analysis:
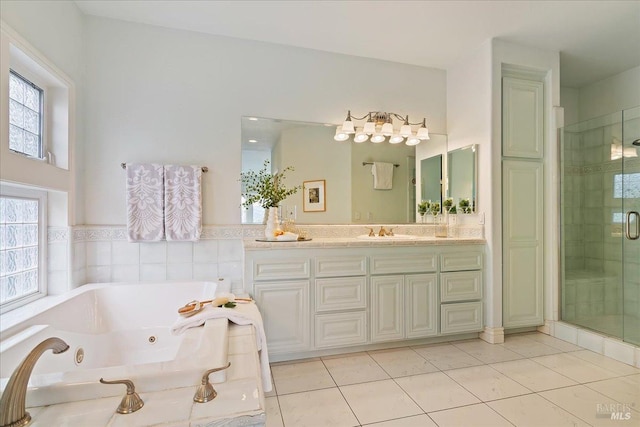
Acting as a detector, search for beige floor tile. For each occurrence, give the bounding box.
[369,347,439,378]
[521,333,583,352]
[490,358,577,391]
[540,385,632,427]
[265,396,284,427]
[271,360,335,395]
[362,414,437,426]
[412,343,484,370]
[278,388,359,427]
[569,350,640,376]
[501,335,563,357]
[445,365,531,401]
[265,372,277,397]
[452,340,525,364]
[428,403,513,427]
[323,353,390,386]
[395,371,480,412]
[532,353,620,383]
[585,374,640,407]
[340,379,423,425]
[488,393,590,427]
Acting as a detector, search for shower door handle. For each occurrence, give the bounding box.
[626,211,640,240]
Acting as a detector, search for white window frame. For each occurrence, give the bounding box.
[0,184,47,313]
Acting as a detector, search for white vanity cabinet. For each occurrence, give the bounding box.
[244,242,484,360]
[439,251,484,334]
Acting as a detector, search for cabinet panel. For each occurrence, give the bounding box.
[371,276,404,342]
[405,274,438,338]
[254,281,310,354]
[315,312,367,349]
[316,277,367,312]
[253,258,309,281]
[370,254,437,275]
[315,256,367,278]
[502,77,544,159]
[441,301,483,334]
[503,160,544,328]
[440,271,483,302]
[440,252,483,272]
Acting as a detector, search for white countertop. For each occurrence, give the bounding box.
[25,324,266,427]
[244,236,485,250]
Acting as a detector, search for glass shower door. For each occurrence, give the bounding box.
[623,106,640,346]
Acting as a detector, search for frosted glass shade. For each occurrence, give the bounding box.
[363,121,376,134]
[381,122,394,136]
[400,124,412,137]
[406,136,421,146]
[371,133,385,143]
[389,134,404,144]
[417,126,430,140]
[334,126,349,141]
[342,119,355,134]
[354,131,369,143]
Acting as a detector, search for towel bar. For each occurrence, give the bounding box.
[362,162,399,168]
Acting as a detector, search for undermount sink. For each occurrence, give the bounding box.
[356,234,417,240]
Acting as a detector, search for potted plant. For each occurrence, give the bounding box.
[417,200,430,223]
[443,197,454,213]
[458,198,472,214]
[241,160,300,237]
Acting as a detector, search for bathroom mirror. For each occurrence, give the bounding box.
[241,117,447,224]
[420,155,442,206]
[447,144,477,212]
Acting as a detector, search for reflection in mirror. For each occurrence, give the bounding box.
[241,117,447,224]
[447,144,477,212]
[420,155,442,206]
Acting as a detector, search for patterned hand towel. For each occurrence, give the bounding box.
[164,165,202,241]
[126,163,165,242]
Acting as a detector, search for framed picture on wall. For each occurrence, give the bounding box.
[303,180,326,212]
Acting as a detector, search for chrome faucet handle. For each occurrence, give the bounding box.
[366,227,375,237]
[193,362,231,403]
[100,378,144,414]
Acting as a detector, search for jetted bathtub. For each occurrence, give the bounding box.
[0,281,229,407]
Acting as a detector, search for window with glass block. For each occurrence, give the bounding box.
[9,70,44,158]
[0,196,40,305]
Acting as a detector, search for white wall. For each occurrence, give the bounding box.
[578,66,640,122]
[83,16,447,226]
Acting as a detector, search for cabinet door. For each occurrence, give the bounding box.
[254,281,310,354]
[315,312,367,349]
[370,276,404,342]
[405,274,438,338]
[503,160,544,328]
[441,301,483,334]
[502,77,544,158]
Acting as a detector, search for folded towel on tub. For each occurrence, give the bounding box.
[164,165,203,241]
[171,302,272,392]
[126,163,165,242]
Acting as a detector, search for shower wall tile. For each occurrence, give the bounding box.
[140,264,167,281]
[167,242,194,264]
[218,240,243,262]
[167,263,193,281]
[193,263,218,281]
[111,265,140,282]
[87,266,111,283]
[86,241,112,266]
[193,240,218,263]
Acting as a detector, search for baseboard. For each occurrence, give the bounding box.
[479,326,505,344]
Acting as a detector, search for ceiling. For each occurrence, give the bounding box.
[75,1,640,88]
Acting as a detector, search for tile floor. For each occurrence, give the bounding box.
[264,333,640,427]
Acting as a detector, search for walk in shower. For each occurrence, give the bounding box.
[560,106,640,346]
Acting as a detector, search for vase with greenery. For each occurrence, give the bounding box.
[443,197,454,213]
[417,200,430,223]
[458,198,472,214]
[241,160,300,237]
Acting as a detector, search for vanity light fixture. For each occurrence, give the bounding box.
[334,111,430,145]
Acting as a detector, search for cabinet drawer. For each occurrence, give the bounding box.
[315,256,367,277]
[440,252,483,272]
[315,312,367,349]
[253,258,310,281]
[370,254,437,275]
[315,277,367,312]
[440,301,483,334]
[440,271,483,302]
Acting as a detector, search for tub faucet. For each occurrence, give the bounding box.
[0,337,69,427]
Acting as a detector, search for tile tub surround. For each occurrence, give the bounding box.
[266,332,640,427]
[25,324,266,426]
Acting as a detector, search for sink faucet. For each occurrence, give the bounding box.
[0,337,69,427]
[378,226,387,236]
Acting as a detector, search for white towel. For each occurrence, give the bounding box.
[164,165,202,241]
[171,303,272,392]
[372,162,394,190]
[126,163,165,242]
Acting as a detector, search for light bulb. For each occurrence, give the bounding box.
[354,131,369,143]
[334,126,349,141]
[406,136,421,146]
[389,134,404,144]
[371,133,385,143]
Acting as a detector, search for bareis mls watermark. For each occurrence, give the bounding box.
[596,403,634,421]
